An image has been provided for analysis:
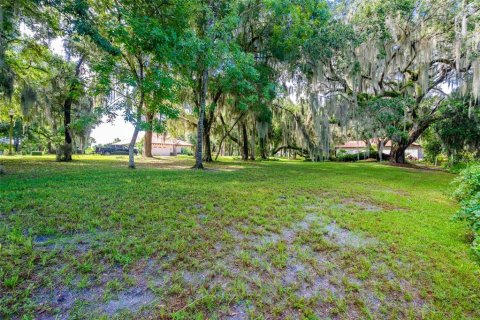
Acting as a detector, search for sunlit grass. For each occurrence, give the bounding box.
[0,155,478,319]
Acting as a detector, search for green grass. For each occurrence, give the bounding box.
[0,155,479,319]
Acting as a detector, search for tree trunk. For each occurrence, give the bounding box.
[14,136,19,152]
[259,137,267,159]
[129,94,144,169]
[203,116,213,162]
[241,122,249,160]
[365,140,370,159]
[57,56,85,162]
[194,68,209,169]
[129,126,140,168]
[58,96,74,161]
[390,144,407,164]
[144,112,153,157]
[389,116,438,164]
[249,122,255,161]
[378,139,384,162]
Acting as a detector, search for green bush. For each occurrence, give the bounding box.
[453,164,480,201]
[334,150,378,162]
[453,164,480,257]
[181,147,193,156]
[31,151,43,156]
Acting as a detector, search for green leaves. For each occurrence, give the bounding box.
[453,165,480,257]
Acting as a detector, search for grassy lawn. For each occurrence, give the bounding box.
[1,155,479,319]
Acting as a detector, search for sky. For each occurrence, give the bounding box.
[90,115,135,145]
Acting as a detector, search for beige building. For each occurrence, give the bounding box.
[150,134,193,156]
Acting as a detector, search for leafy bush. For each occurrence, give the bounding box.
[335,152,364,162]
[31,151,43,156]
[181,147,193,156]
[423,128,443,164]
[453,165,480,201]
[334,150,379,162]
[436,154,448,167]
[453,164,480,257]
[448,161,471,174]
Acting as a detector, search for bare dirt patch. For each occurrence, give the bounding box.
[33,209,423,319]
[218,211,426,318]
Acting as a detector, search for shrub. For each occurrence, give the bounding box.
[453,164,480,257]
[335,152,363,162]
[31,151,43,156]
[181,147,193,156]
[453,164,480,201]
[334,151,379,162]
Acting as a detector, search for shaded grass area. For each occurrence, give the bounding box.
[0,155,479,319]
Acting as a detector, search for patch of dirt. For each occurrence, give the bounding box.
[103,287,156,315]
[33,233,98,254]
[218,212,426,319]
[346,198,383,212]
[324,222,378,248]
[225,301,251,320]
[34,257,165,319]
[33,210,424,319]
[331,197,406,213]
[36,285,156,319]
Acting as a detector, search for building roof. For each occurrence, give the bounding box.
[151,134,193,147]
[336,140,368,148]
[335,140,421,149]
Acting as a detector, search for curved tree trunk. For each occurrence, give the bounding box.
[273,104,319,161]
[129,93,144,169]
[215,112,244,160]
[389,116,439,164]
[129,126,140,168]
[272,145,309,158]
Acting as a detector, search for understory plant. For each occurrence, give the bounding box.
[453,164,480,257]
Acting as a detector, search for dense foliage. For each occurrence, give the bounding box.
[454,164,480,257]
[1,0,478,167]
